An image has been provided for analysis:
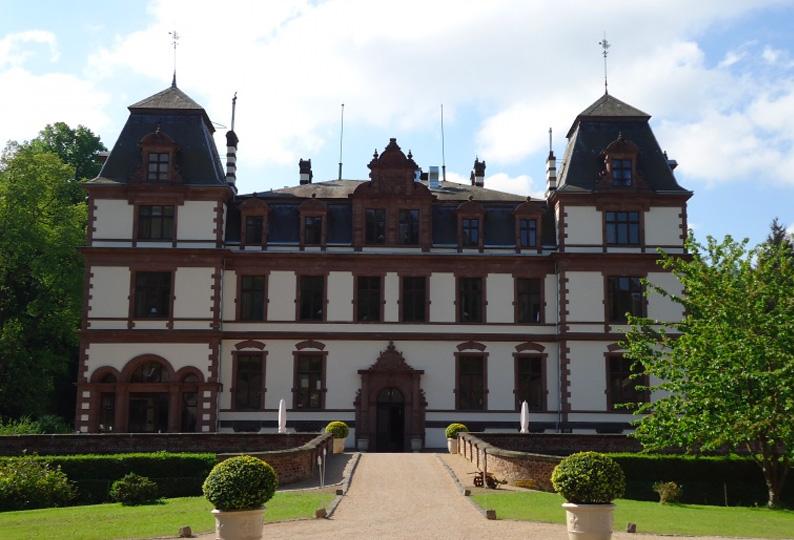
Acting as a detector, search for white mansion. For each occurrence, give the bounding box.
[75,82,690,450]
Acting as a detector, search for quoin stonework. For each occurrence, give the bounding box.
[76,81,691,450]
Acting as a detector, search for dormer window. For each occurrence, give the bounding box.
[365,209,386,244]
[298,197,327,249]
[513,201,543,253]
[147,152,171,181]
[611,159,633,186]
[398,209,420,245]
[238,197,269,249]
[519,219,537,248]
[245,216,263,244]
[304,216,323,245]
[137,128,179,184]
[462,218,480,247]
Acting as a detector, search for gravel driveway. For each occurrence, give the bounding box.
[191,453,768,540]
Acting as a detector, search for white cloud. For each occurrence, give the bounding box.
[0,32,110,147]
[83,0,784,175]
[485,172,544,199]
[787,223,794,236]
[0,30,58,69]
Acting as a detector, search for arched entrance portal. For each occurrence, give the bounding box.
[355,342,426,452]
[376,388,404,452]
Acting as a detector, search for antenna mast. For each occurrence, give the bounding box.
[440,104,447,183]
[598,32,610,95]
[231,92,237,131]
[338,103,344,181]
[169,30,180,87]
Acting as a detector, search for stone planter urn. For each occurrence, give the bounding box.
[212,508,264,540]
[562,503,615,540]
[447,438,458,454]
[332,437,346,454]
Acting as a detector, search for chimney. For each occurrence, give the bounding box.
[545,127,556,197]
[471,157,485,187]
[299,159,313,185]
[225,130,238,187]
[225,92,238,189]
[428,165,440,189]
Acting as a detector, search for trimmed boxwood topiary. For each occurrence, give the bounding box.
[445,423,469,440]
[325,421,349,439]
[552,451,625,504]
[203,455,278,512]
[109,473,159,505]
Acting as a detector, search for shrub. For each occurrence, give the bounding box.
[445,423,469,439]
[653,481,683,504]
[325,421,349,439]
[0,455,76,510]
[203,455,278,512]
[35,415,72,434]
[109,473,159,505]
[0,416,43,435]
[0,452,216,505]
[551,452,625,504]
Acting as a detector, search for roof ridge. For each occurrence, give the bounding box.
[128,85,204,111]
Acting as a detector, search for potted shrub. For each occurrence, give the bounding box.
[445,423,468,454]
[202,455,278,540]
[325,421,349,454]
[551,452,625,540]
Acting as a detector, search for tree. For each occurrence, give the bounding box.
[0,144,86,419]
[766,217,794,256]
[28,123,106,203]
[623,235,794,508]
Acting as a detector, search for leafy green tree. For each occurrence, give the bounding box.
[0,144,86,419]
[766,217,794,256]
[623,235,794,508]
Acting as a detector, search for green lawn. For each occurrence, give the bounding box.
[0,491,336,540]
[472,490,794,539]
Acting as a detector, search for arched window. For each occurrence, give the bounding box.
[130,361,168,383]
[101,373,117,383]
[182,373,199,384]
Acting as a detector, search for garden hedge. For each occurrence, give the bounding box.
[0,452,215,505]
[607,453,794,506]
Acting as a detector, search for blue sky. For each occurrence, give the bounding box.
[1,0,793,245]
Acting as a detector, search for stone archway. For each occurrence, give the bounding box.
[355,342,426,452]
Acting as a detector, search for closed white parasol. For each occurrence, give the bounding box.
[278,399,287,434]
[520,400,529,434]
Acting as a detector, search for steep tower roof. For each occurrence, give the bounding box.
[556,93,689,194]
[90,84,226,186]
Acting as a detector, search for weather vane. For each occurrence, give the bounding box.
[169,30,180,86]
[599,32,610,95]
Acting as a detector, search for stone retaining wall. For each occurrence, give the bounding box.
[457,432,640,491]
[218,433,334,484]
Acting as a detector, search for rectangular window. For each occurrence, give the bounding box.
[294,354,324,409]
[401,276,427,322]
[515,355,545,411]
[303,216,322,245]
[516,278,542,323]
[356,276,382,322]
[234,353,264,410]
[607,355,649,410]
[298,275,325,321]
[519,218,537,248]
[608,276,645,323]
[611,159,633,186]
[398,209,420,245]
[137,205,174,240]
[239,275,266,321]
[458,277,483,323]
[457,354,486,410]
[605,211,640,245]
[133,271,171,318]
[147,152,170,181]
[244,216,263,244]
[365,209,386,244]
[462,218,480,247]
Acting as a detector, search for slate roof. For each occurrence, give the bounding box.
[253,179,528,202]
[557,93,689,194]
[89,85,226,186]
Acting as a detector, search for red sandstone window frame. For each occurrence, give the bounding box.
[230,350,267,411]
[296,273,327,322]
[398,273,429,323]
[456,275,486,324]
[605,353,649,412]
[513,353,547,412]
[292,350,327,410]
[353,274,384,323]
[454,351,488,411]
[236,273,268,321]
